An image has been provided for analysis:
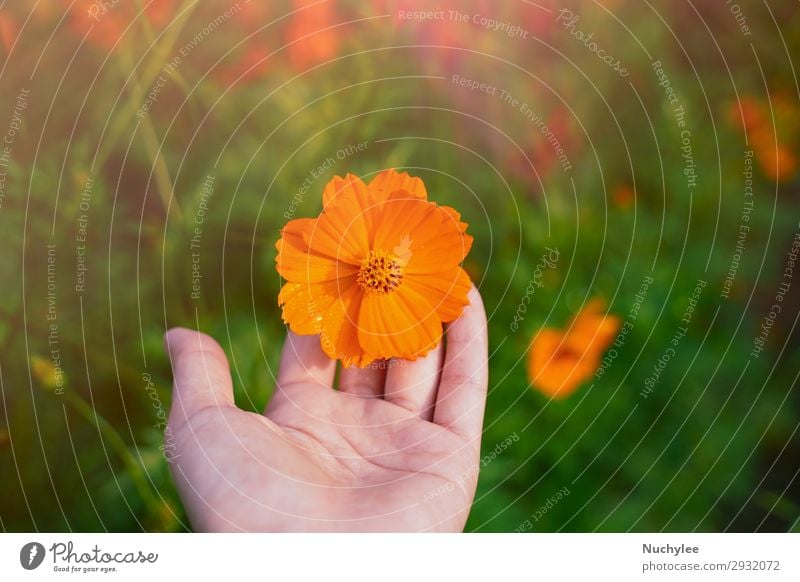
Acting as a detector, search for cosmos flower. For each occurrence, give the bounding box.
[612,184,635,209]
[216,45,270,86]
[727,95,765,133]
[727,94,798,182]
[505,104,581,184]
[751,133,797,182]
[284,0,341,70]
[0,10,18,53]
[528,299,620,398]
[276,170,473,367]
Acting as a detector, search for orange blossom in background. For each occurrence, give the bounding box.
[528,299,620,398]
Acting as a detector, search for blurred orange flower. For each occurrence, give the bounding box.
[276,170,473,367]
[612,184,635,209]
[284,0,340,70]
[528,299,620,399]
[0,10,18,53]
[751,131,797,182]
[727,95,765,133]
[508,104,581,183]
[216,45,270,86]
[142,0,177,28]
[728,94,798,182]
[521,0,560,39]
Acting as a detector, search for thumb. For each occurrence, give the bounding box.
[164,328,235,433]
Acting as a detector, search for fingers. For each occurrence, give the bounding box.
[338,363,386,397]
[165,327,235,433]
[433,286,489,442]
[275,331,336,389]
[384,342,443,420]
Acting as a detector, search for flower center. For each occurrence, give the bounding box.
[357,250,403,294]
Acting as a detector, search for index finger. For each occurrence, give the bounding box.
[433,285,489,442]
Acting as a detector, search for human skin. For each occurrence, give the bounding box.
[164,286,489,532]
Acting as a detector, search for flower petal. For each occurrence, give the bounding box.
[278,279,352,335]
[529,329,596,398]
[367,196,472,273]
[304,189,370,264]
[276,218,357,282]
[438,205,469,234]
[404,267,472,322]
[321,171,426,241]
[319,281,373,368]
[357,284,442,361]
[321,173,371,208]
[369,195,436,251]
[567,300,620,354]
[367,169,428,201]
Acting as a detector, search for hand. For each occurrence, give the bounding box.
[164,286,488,532]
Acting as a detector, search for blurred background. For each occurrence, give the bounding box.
[1,0,799,532]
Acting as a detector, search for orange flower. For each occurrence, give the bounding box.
[727,94,799,182]
[0,10,18,53]
[751,126,797,182]
[276,170,473,367]
[612,184,635,209]
[284,0,340,70]
[142,0,178,28]
[61,0,125,48]
[507,104,581,182]
[727,96,765,133]
[528,300,620,399]
[216,45,270,86]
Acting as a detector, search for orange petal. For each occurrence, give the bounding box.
[439,205,469,233]
[319,282,373,368]
[285,0,340,70]
[321,173,371,209]
[357,285,442,361]
[278,279,349,335]
[304,190,370,264]
[404,267,471,322]
[568,300,620,354]
[276,218,357,282]
[322,172,421,241]
[528,329,595,398]
[426,204,473,262]
[0,12,18,53]
[367,169,428,201]
[585,315,621,352]
[368,196,472,272]
[370,195,439,251]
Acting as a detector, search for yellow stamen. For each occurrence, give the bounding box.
[357,250,403,294]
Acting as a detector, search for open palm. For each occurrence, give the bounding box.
[165,287,488,532]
